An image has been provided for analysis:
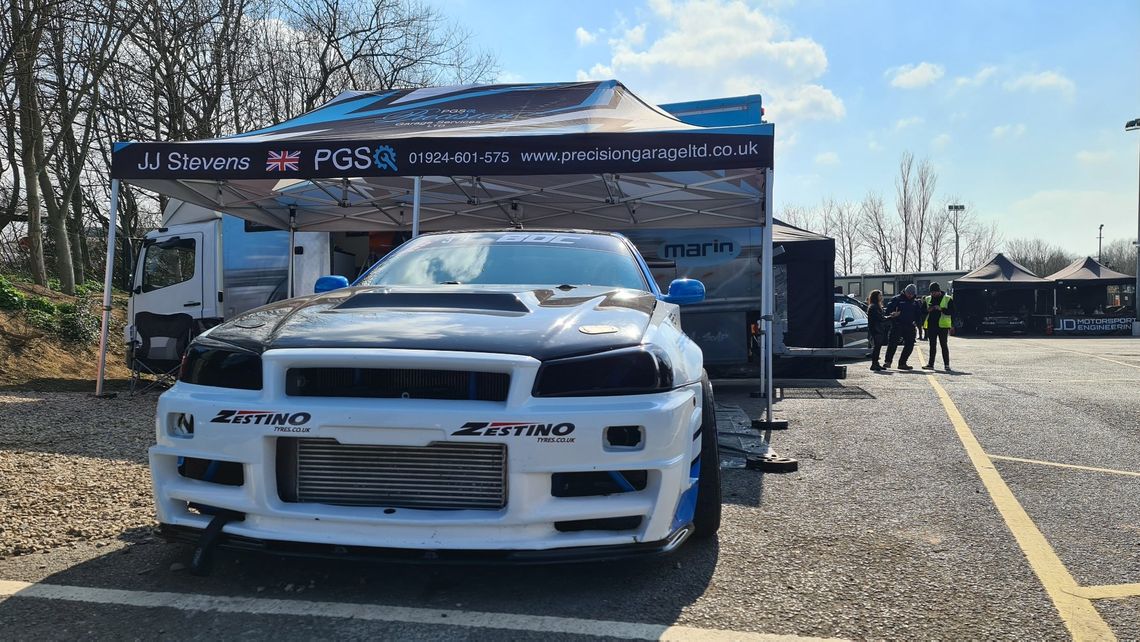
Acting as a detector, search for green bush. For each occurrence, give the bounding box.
[24,309,58,332]
[56,303,99,344]
[0,276,26,310]
[74,281,101,297]
[25,296,57,314]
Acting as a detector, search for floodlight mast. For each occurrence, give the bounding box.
[948,204,966,270]
[1127,118,1140,336]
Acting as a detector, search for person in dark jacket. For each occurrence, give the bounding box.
[866,289,888,371]
[921,282,955,370]
[883,283,922,370]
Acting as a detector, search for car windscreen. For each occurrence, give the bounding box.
[357,232,648,290]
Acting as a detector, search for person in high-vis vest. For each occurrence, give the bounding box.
[921,282,955,371]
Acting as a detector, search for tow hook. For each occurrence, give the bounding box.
[189,509,245,576]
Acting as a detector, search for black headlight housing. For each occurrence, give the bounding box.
[532,346,674,397]
[179,344,263,390]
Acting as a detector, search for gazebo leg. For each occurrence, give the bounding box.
[94,179,122,398]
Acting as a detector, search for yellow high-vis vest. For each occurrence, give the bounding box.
[923,294,953,329]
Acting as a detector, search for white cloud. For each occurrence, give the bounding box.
[894,116,924,130]
[1004,71,1075,98]
[886,62,945,89]
[1075,150,1113,165]
[756,83,845,123]
[868,136,883,152]
[624,24,647,46]
[931,133,951,150]
[814,151,839,166]
[991,123,1026,139]
[576,63,614,81]
[578,0,843,126]
[575,27,597,46]
[954,66,997,89]
[497,71,525,83]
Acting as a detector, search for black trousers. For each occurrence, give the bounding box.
[884,324,915,366]
[927,327,950,366]
[870,332,885,365]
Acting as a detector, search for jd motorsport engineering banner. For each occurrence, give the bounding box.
[112,132,773,179]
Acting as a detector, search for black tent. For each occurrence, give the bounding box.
[1047,257,1136,325]
[773,220,834,351]
[1047,256,1133,287]
[953,253,1051,333]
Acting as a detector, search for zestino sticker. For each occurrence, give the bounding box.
[453,421,576,443]
[210,410,311,428]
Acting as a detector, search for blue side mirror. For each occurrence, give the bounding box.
[663,278,705,305]
[314,275,350,294]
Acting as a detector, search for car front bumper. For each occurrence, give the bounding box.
[151,348,704,554]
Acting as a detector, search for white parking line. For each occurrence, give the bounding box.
[0,580,843,642]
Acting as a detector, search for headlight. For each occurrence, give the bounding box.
[533,346,674,397]
[179,344,263,390]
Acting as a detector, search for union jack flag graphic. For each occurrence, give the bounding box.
[266,150,300,171]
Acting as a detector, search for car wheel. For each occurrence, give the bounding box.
[692,373,722,539]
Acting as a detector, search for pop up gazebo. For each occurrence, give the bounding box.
[952,253,1052,332]
[1046,257,1136,333]
[98,81,778,416]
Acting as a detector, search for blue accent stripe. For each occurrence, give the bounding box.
[608,471,637,493]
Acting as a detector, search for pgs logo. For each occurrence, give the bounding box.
[314,145,398,172]
[453,421,575,444]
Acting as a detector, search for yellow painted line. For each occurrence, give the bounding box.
[914,348,1118,641]
[988,455,1140,478]
[1070,584,1140,600]
[1032,342,1140,370]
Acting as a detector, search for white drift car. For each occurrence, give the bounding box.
[153,230,720,565]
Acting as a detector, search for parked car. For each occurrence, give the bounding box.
[834,293,868,313]
[153,229,722,568]
[981,313,1028,334]
[834,302,869,347]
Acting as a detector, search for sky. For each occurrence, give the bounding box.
[434,0,1140,257]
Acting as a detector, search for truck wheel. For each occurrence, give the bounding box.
[692,374,722,539]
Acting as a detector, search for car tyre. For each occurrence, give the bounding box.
[692,373,722,539]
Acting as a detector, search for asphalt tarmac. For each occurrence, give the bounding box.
[0,336,1136,640]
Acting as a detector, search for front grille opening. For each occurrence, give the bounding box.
[178,457,244,486]
[278,438,507,510]
[555,516,643,532]
[286,368,510,401]
[551,471,648,497]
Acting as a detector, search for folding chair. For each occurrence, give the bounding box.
[130,312,195,394]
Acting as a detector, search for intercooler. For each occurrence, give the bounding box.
[277,438,507,510]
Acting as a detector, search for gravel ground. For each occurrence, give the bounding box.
[0,392,157,558]
[0,337,1137,639]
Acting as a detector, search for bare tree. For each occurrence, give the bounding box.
[927,208,949,271]
[1,0,497,288]
[832,200,863,275]
[1004,238,1074,277]
[910,157,937,270]
[894,151,915,271]
[1100,238,1137,275]
[777,203,816,231]
[962,218,1002,271]
[859,191,893,272]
